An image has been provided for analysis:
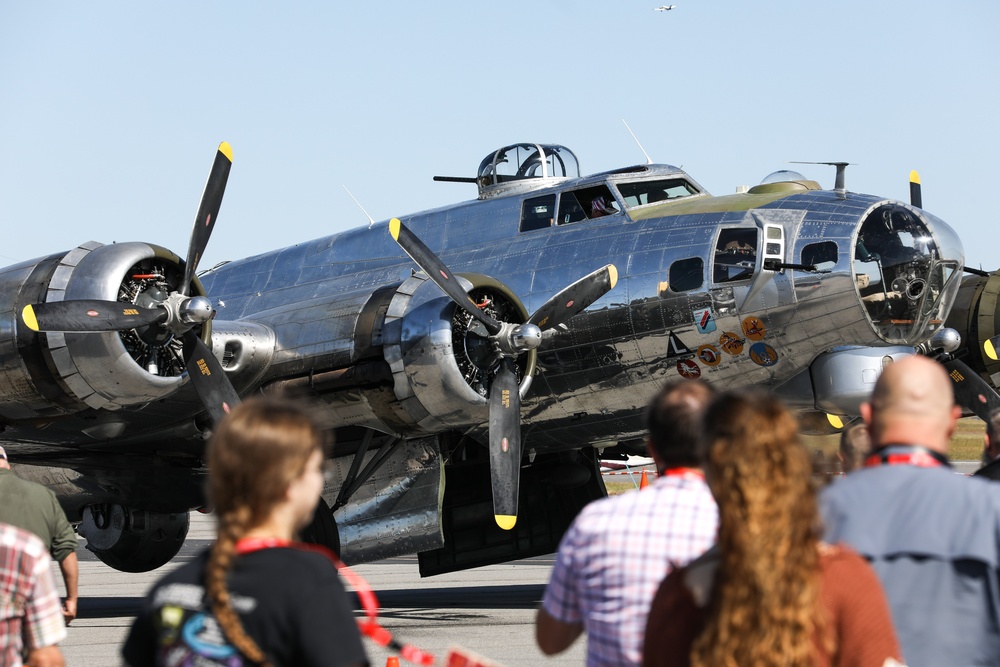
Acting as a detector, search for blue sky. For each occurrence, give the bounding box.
[1,1,997,271]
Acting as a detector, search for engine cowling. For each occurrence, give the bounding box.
[946,270,1000,385]
[3,241,210,417]
[378,273,537,433]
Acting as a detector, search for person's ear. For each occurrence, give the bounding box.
[860,402,873,428]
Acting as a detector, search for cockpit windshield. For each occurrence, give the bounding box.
[853,204,962,344]
[617,178,698,208]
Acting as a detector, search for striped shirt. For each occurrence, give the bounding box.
[0,523,67,667]
[541,472,718,667]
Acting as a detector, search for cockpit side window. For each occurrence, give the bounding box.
[557,185,620,224]
[617,179,698,208]
[520,195,555,232]
[714,228,758,283]
[557,191,586,225]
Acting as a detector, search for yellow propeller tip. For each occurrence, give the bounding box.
[607,264,619,289]
[909,170,920,184]
[985,339,998,362]
[826,413,844,430]
[218,142,233,162]
[389,218,401,240]
[495,515,517,530]
[21,305,39,332]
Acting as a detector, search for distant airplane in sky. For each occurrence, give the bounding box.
[654,5,676,11]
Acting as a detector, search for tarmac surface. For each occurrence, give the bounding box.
[55,512,585,667]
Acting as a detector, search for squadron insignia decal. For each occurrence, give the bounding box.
[676,359,701,379]
[749,342,779,367]
[719,331,745,356]
[693,307,717,334]
[697,344,722,367]
[741,316,766,341]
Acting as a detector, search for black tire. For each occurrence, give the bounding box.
[300,497,341,558]
[85,509,189,573]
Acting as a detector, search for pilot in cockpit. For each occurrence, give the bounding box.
[590,196,618,218]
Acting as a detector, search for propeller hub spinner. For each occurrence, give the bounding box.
[179,296,214,325]
[511,323,542,352]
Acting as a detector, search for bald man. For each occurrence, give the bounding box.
[821,356,1000,666]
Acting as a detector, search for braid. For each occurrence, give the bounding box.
[202,396,327,666]
[205,507,272,667]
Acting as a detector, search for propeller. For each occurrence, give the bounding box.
[909,170,922,209]
[389,217,618,529]
[20,142,240,425]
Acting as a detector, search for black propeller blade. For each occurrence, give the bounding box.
[489,358,521,530]
[529,264,618,331]
[389,218,503,336]
[909,170,922,209]
[181,142,233,295]
[182,330,241,425]
[21,300,167,333]
[389,218,619,530]
[942,357,1000,422]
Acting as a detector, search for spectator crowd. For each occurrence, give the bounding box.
[538,356,1000,667]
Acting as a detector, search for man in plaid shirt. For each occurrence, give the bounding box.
[0,522,66,667]
[536,381,719,667]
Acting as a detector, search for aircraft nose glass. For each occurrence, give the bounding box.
[853,204,962,344]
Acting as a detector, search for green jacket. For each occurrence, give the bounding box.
[0,468,77,562]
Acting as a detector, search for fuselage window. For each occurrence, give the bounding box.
[669,257,704,292]
[617,179,698,208]
[714,228,758,283]
[801,241,838,270]
[520,195,556,232]
[558,185,620,224]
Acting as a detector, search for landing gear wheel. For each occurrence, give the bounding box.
[79,504,190,573]
[300,497,341,558]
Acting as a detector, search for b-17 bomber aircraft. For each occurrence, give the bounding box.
[2,141,999,575]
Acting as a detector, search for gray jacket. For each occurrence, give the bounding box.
[821,464,1000,667]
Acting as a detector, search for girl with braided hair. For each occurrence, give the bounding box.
[643,391,903,667]
[123,397,368,667]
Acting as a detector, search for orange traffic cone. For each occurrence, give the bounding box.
[639,469,649,490]
[386,658,400,667]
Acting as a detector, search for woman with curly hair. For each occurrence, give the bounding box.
[122,397,368,667]
[642,391,903,667]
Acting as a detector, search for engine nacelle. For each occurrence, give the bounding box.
[946,270,1000,388]
[1,241,210,418]
[379,273,536,433]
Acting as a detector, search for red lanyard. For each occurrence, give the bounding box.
[863,445,948,469]
[235,538,436,665]
[661,467,705,481]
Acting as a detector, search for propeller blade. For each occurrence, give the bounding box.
[389,218,503,336]
[181,142,233,296]
[984,334,1000,362]
[489,358,522,530]
[21,301,167,333]
[182,330,241,425]
[909,170,922,209]
[942,357,1000,422]
[528,264,618,331]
